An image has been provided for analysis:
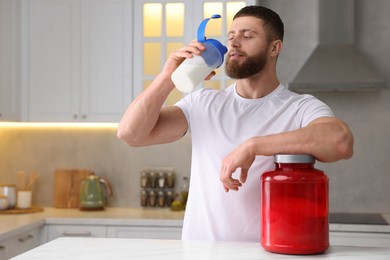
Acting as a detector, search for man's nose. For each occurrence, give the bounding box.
[230,37,240,48]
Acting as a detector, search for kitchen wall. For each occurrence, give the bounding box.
[0,125,192,208]
[0,0,389,213]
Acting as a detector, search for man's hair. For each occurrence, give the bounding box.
[233,5,284,42]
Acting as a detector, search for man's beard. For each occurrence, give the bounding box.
[225,50,267,79]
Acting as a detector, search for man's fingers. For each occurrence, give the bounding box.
[240,168,248,184]
[221,177,242,192]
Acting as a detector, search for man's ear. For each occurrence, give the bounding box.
[270,40,283,57]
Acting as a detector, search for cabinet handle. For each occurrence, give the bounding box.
[62,231,92,237]
[81,114,87,119]
[73,114,78,119]
[0,246,5,250]
[18,234,34,242]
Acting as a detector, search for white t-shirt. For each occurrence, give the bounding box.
[174,84,334,242]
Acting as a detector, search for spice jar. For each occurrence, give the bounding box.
[157,172,166,189]
[157,191,165,207]
[140,190,148,207]
[180,177,189,208]
[149,172,157,188]
[140,171,149,188]
[166,171,175,189]
[261,154,329,255]
[148,190,156,207]
[165,190,174,207]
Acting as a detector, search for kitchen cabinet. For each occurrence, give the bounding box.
[47,224,181,241]
[330,231,390,248]
[46,224,107,241]
[107,225,182,240]
[0,227,42,260]
[23,0,132,122]
[0,0,20,121]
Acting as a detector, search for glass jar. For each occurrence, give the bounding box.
[148,190,156,207]
[261,154,329,255]
[140,190,148,207]
[157,190,165,207]
[157,172,166,189]
[140,171,149,188]
[166,171,175,189]
[165,190,174,207]
[149,172,157,188]
[180,176,189,208]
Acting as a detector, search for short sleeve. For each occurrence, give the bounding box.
[295,94,335,127]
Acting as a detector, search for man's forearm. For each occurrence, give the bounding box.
[249,117,354,162]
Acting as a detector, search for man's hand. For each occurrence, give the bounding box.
[220,140,256,192]
[162,40,206,77]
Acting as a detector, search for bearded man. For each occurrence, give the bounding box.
[117,5,354,242]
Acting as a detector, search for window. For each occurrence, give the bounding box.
[136,1,250,105]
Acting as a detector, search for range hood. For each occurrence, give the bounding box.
[288,0,387,92]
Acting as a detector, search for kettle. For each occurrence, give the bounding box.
[80,175,112,210]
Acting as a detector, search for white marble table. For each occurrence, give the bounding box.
[12,237,390,260]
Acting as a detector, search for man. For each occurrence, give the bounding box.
[117,6,354,242]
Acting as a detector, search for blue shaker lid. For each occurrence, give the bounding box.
[197,14,228,67]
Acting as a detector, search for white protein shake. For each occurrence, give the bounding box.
[171,55,213,93]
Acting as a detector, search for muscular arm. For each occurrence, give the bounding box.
[220,116,354,191]
[117,40,208,147]
[117,73,188,146]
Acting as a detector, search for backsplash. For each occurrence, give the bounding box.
[0,125,192,208]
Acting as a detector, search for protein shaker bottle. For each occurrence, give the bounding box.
[261,154,329,255]
[171,14,228,93]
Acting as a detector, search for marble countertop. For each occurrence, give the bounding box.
[12,237,390,260]
[1,207,389,241]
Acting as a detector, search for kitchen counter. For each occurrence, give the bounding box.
[1,207,390,240]
[12,237,390,259]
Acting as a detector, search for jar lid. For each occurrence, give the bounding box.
[274,154,315,163]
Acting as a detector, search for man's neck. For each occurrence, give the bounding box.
[235,71,280,99]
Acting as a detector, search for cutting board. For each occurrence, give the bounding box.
[53,169,94,208]
[0,206,44,214]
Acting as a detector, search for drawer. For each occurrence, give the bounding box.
[47,224,107,241]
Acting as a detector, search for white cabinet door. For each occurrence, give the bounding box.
[330,231,390,248]
[107,226,182,240]
[79,0,132,122]
[0,0,20,121]
[27,0,80,122]
[25,0,132,122]
[0,227,42,260]
[47,224,107,241]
